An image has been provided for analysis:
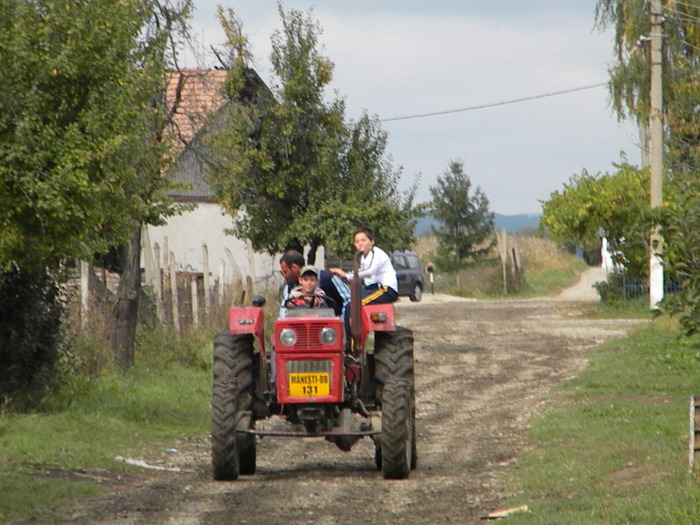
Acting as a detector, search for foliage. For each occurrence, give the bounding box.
[595,0,700,340]
[592,270,627,305]
[595,0,700,137]
[0,0,193,371]
[428,160,494,272]
[0,266,66,407]
[540,162,650,276]
[0,0,188,271]
[656,179,700,339]
[205,6,419,260]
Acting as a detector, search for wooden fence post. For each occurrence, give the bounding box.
[169,252,180,333]
[246,239,257,295]
[202,243,210,317]
[153,243,163,321]
[80,260,90,328]
[497,228,508,294]
[218,260,225,306]
[191,278,199,328]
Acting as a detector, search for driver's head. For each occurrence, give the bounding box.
[279,250,305,283]
[299,265,319,293]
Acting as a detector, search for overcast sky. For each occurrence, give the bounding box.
[184,1,640,215]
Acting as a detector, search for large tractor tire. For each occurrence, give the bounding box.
[380,377,415,480]
[211,333,257,480]
[373,326,414,392]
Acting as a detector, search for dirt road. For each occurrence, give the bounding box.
[48,269,643,524]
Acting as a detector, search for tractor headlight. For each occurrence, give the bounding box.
[279,328,297,346]
[320,327,338,345]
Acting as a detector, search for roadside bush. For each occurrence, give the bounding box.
[593,271,627,304]
[0,265,66,408]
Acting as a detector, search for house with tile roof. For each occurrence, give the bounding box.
[141,69,284,296]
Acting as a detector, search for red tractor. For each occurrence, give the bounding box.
[211,256,416,480]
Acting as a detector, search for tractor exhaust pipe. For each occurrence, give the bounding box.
[350,250,363,353]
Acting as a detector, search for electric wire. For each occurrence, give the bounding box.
[379,83,607,123]
[664,1,700,23]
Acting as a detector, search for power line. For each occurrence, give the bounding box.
[379,83,607,123]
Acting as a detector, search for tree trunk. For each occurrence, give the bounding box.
[110,225,142,368]
[307,239,319,265]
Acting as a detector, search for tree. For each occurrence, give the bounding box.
[540,162,649,275]
[206,6,419,263]
[429,160,494,275]
[0,0,186,269]
[0,0,192,371]
[596,1,700,333]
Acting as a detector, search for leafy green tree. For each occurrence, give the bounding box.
[0,0,191,372]
[0,0,185,269]
[596,1,700,331]
[540,162,649,276]
[206,6,418,263]
[429,160,494,274]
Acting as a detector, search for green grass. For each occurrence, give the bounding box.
[0,356,212,521]
[503,324,700,524]
[584,295,653,319]
[518,260,588,298]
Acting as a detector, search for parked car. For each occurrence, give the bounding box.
[390,251,424,302]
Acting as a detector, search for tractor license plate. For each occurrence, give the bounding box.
[288,373,330,397]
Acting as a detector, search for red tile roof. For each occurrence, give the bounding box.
[164,69,228,153]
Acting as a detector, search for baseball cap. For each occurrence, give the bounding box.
[300,265,318,277]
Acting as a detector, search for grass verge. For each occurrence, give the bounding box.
[503,323,700,524]
[0,326,213,522]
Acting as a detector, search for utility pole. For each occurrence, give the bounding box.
[649,0,664,309]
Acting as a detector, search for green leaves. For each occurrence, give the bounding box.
[0,0,187,269]
[429,160,494,270]
[540,163,649,275]
[206,6,419,257]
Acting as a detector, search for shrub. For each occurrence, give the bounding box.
[593,271,627,305]
[0,265,66,408]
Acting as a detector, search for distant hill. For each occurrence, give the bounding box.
[493,213,541,233]
[415,213,541,236]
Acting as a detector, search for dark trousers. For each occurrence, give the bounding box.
[361,284,398,305]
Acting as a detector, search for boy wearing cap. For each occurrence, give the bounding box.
[287,265,328,308]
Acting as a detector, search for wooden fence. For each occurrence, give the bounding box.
[77,240,279,333]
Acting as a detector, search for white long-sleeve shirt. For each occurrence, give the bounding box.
[346,247,398,293]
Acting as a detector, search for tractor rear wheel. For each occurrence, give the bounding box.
[211,333,257,480]
[381,377,414,479]
[373,326,414,396]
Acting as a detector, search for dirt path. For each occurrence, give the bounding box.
[44,269,641,525]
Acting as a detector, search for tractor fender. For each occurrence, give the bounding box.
[361,304,396,334]
[228,307,266,353]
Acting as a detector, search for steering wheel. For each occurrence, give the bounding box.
[284,293,319,309]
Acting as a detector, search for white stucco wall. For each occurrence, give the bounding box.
[143,202,325,291]
[144,203,279,290]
